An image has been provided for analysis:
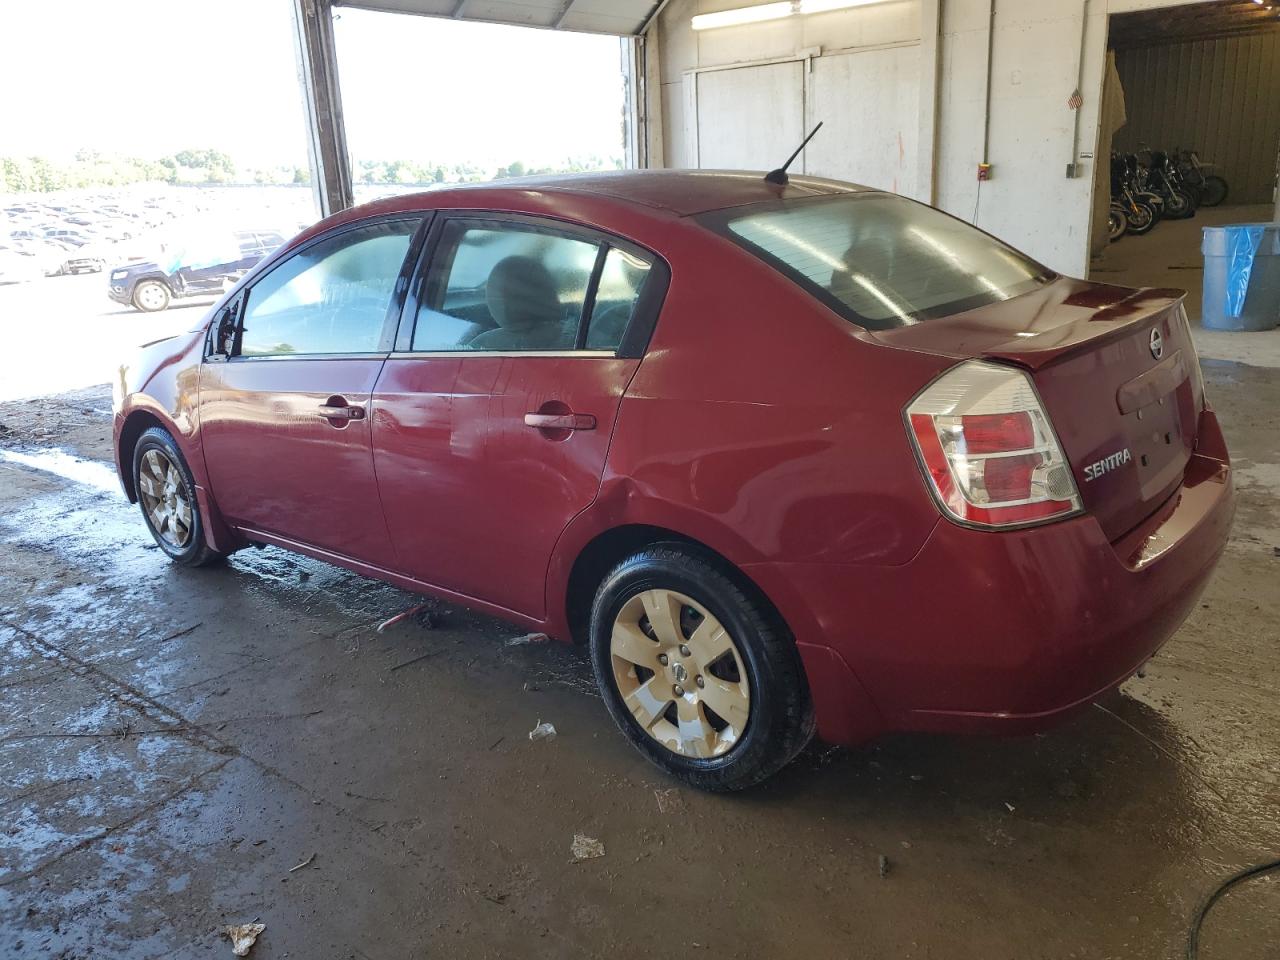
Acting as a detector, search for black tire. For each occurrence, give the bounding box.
[132,427,226,567]
[1137,191,1165,220]
[589,544,815,792]
[1163,187,1195,219]
[1125,200,1158,236]
[1200,175,1228,207]
[1108,205,1127,242]
[132,279,171,312]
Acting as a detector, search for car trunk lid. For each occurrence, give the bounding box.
[874,278,1201,541]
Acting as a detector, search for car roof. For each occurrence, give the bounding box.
[387,170,874,219]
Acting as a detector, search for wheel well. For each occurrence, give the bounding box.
[132,276,172,297]
[563,524,782,646]
[117,410,167,502]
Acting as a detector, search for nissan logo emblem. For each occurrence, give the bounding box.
[1149,327,1164,360]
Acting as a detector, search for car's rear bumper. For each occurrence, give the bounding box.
[751,409,1235,746]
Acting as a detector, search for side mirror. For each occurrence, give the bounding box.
[214,302,239,357]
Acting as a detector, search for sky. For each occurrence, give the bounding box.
[0,0,626,170]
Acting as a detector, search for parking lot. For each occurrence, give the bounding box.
[0,273,213,403]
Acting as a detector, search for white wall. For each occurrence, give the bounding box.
[647,0,1210,278]
[651,0,925,195]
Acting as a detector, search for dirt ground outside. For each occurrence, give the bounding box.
[1,334,1278,954]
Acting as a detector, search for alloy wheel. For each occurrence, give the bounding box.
[135,282,168,311]
[137,448,193,548]
[609,588,751,759]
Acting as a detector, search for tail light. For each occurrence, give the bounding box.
[906,361,1082,529]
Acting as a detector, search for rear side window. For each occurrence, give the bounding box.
[410,220,655,353]
[587,247,652,350]
[238,219,417,356]
[701,195,1053,330]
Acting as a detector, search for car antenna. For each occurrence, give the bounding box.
[764,122,824,186]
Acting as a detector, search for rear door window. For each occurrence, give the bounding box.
[700,195,1053,330]
[409,219,655,354]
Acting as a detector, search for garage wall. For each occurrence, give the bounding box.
[652,0,926,197]
[1113,32,1280,204]
[934,0,1110,273]
[647,0,1216,278]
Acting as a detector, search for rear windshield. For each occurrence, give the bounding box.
[700,194,1054,330]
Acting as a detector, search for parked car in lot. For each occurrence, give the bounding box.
[108,229,285,311]
[112,172,1235,790]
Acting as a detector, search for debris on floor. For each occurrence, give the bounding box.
[654,788,683,814]
[376,601,437,634]
[224,922,266,957]
[528,719,557,742]
[389,650,440,672]
[288,852,316,872]
[506,632,549,646]
[571,834,606,861]
[878,854,890,879]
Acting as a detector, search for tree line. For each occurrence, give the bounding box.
[2,149,623,194]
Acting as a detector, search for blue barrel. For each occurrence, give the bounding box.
[1202,223,1280,332]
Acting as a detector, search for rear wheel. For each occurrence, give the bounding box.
[589,545,814,792]
[132,427,226,567]
[132,279,171,312]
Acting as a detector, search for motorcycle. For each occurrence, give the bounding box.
[1176,149,1229,207]
[1111,154,1160,236]
[1140,148,1197,220]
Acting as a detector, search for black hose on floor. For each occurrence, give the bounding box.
[1186,857,1280,959]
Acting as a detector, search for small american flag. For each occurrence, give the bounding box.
[1067,88,1083,110]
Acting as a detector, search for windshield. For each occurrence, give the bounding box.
[701,194,1054,330]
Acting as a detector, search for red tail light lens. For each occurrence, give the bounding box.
[956,412,1034,453]
[906,361,1082,528]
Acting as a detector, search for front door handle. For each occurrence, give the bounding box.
[319,398,366,421]
[524,412,596,431]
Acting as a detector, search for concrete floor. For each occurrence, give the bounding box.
[2,257,1279,958]
[1091,203,1280,369]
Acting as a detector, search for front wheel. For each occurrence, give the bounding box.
[1108,204,1128,242]
[1162,187,1195,219]
[132,427,226,567]
[589,545,815,792]
[1125,200,1158,235]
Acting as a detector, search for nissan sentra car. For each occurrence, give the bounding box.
[112,171,1235,791]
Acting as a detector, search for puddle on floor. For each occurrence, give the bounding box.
[0,447,120,494]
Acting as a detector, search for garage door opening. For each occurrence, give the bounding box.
[330,8,630,201]
[1090,0,1280,327]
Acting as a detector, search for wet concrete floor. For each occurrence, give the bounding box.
[1,368,1277,959]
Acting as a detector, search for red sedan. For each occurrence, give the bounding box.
[112,171,1235,790]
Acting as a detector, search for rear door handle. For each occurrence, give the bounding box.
[524,412,596,431]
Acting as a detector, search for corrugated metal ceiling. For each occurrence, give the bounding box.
[334,0,663,36]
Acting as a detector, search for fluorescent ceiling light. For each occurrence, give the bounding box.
[692,2,793,30]
[692,0,891,31]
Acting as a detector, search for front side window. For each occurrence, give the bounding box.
[702,195,1053,330]
[238,219,418,357]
